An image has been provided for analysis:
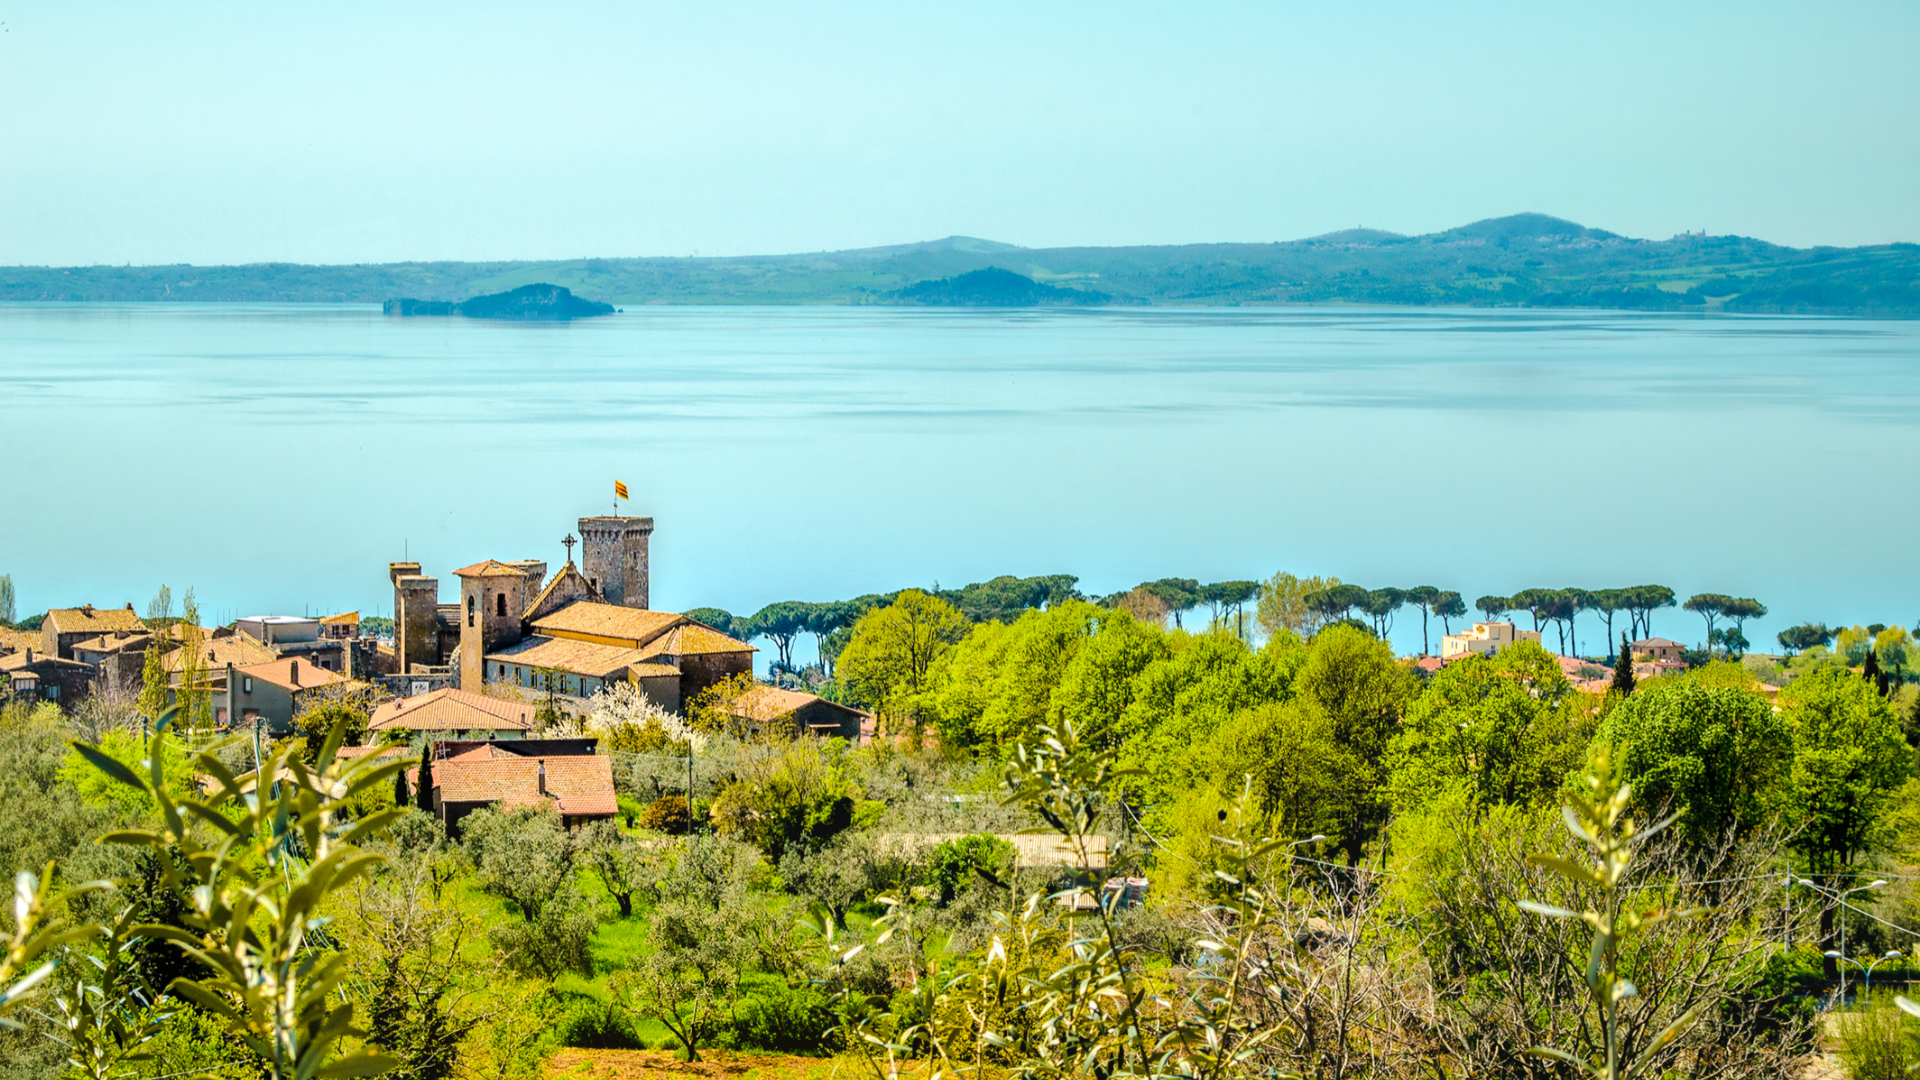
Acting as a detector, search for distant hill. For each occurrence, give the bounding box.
[384,282,613,320]
[889,267,1110,306]
[4,215,1915,316]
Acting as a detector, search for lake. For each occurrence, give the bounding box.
[1,302,1915,662]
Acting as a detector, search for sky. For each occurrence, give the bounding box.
[1,0,1916,266]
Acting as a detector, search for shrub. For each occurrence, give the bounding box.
[732,974,839,1053]
[1838,993,1920,1080]
[639,795,692,835]
[925,833,1015,905]
[553,998,645,1050]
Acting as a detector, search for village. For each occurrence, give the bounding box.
[0,510,878,837]
[2,505,1714,842]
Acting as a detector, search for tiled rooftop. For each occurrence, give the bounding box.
[453,560,529,578]
[530,601,682,646]
[45,607,146,636]
[235,657,345,692]
[165,636,276,673]
[435,751,616,817]
[653,622,755,657]
[369,688,534,732]
[488,635,658,679]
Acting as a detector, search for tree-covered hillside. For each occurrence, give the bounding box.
[4,212,1916,315]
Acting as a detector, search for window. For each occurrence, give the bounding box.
[496,593,506,618]
[243,677,253,693]
[467,595,475,627]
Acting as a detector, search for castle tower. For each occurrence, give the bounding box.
[577,516,652,609]
[452,560,529,692]
[389,562,440,675]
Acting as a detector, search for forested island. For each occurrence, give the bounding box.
[384,282,614,320]
[5,212,1916,315]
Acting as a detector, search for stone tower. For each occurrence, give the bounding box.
[453,561,529,692]
[577,515,652,609]
[388,563,440,675]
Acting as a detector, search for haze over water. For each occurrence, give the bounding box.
[2,302,1914,659]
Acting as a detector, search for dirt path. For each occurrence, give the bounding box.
[546,1048,845,1080]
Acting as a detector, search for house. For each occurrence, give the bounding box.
[71,629,157,690]
[367,687,534,740]
[234,616,347,672]
[427,742,617,834]
[1630,638,1685,662]
[42,604,146,660]
[0,627,41,657]
[221,657,348,733]
[319,612,359,640]
[721,685,872,741]
[2,648,95,706]
[166,635,277,687]
[1440,621,1543,660]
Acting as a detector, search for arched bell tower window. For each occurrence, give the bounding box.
[496,592,507,617]
[466,595,475,627]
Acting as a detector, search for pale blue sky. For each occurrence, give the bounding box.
[2,1,1915,265]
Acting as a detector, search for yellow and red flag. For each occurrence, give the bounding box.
[614,480,629,501]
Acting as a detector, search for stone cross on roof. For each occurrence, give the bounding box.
[562,533,577,566]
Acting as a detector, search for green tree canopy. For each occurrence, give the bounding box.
[1781,668,1911,885]
[835,589,969,733]
[1595,674,1793,848]
[1255,572,1341,640]
[1777,622,1833,655]
[1388,641,1588,816]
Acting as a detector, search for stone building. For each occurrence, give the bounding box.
[578,516,652,608]
[386,512,752,714]
[3,648,95,707]
[42,604,146,660]
[425,741,617,835]
[220,657,349,733]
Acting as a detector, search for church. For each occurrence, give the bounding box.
[386,514,753,714]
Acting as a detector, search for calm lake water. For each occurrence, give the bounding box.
[1,302,1915,660]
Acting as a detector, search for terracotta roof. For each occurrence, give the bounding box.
[319,612,359,625]
[0,650,91,672]
[165,636,276,672]
[71,631,153,656]
[1630,638,1683,649]
[530,601,681,647]
[235,657,345,692]
[0,628,35,655]
[368,687,534,732]
[726,685,870,724]
[435,752,616,816]
[337,745,410,761]
[627,661,682,679]
[488,635,653,679]
[453,560,528,578]
[650,622,755,657]
[45,607,146,636]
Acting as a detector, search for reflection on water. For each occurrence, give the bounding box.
[1,303,1915,655]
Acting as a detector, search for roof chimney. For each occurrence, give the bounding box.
[290,660,300,687]
[82,603,93,616]
[537,758,547,794]
[24,648,32,664]
[125,602,133,611]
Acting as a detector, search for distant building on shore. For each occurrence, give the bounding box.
[1439,621,1542,660]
